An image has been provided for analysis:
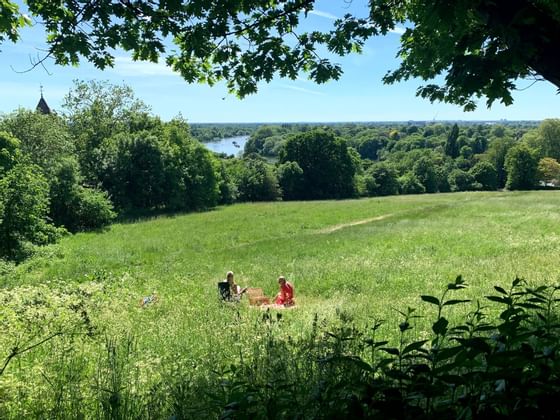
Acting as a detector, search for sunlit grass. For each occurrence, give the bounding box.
[6,191,560,329]
[2,191,560,415]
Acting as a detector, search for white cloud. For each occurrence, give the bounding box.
[308,9,338,20]
[111,56,178,77]
[278,84,325,96]
[389,26,406,35]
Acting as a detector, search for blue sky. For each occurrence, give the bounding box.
[1,0,558,123]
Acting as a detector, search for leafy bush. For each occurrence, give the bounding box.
[277,161,304,200]
[448,168,476,192]
[469,161,498,190]
[505,144,539,190]
[49,158,115,232]
[398,172,425,194]
[0,131,20,175]
[365,162,399,196]
[234,157,280,202]
[0,163,64,261]
[100,127,219,212]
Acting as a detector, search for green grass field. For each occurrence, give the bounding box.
[2,191,560,416]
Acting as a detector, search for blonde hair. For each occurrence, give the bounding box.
[226,271,234,278]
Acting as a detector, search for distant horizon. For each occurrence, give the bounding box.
[188,119,543,125]
[0,95,546,126]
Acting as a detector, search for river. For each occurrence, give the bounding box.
[202,135,249,156]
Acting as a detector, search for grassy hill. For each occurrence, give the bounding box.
[2,191,560,417]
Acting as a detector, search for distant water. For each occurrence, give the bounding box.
[202,135,249,156]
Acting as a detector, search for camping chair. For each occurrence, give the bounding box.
[246,288,270,306]
[218,282,231,301]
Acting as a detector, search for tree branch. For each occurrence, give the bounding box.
[0,332,63,376]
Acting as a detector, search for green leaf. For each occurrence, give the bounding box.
[443,299,471,306]
[436,345,463,361]
[380,347,400,356]
[486,296,508,304]
[421,295,440,306]
[402,340,429,355]
[494,286,507,295]
[432,317,449,335]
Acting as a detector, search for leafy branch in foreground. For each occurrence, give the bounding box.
[1,1,559,107]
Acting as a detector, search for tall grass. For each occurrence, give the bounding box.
[1,191,560,417]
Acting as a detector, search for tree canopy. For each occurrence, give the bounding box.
[1,1,559,108]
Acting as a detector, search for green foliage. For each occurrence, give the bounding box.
[277,161,304,201]
[0,163,64,261]
[0,130,19,175]
[6,277,560,418]
[537,157,560,185]
[101,127,219,212]
[102,132,167,210]
[49,158,115,232]
[62,80,152,182]
[0,0,29,44]
[233,157,280,202]
[212,278,560,418]
[378,2,560,110]
[3,1,559,108]
[505,144,539,190]
[444,123,460,158]
[280,129,356,199]
[470,161,498,190]
[215,160,238,205]
[486,136,516,188]
[448,168,476,192]
[398,172,425,195]
[528,119,560,160]
[412,156,439,193]
[357,136,386,160]
[364,162,399,196]
[0,110,75,178]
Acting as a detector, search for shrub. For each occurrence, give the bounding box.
[277,161,304,200]
[364,162,399,196]
[50,158,115,232]
[469,161,498,190]
[505,144,539,190]
[398,172,425,194]
[0,131,20,175]
[0,163,64,261]
[235,157,280,202]
[448,168,476,191]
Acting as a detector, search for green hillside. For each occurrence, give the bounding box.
[2,191,560,417]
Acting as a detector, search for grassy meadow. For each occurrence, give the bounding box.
[2,190,560,416]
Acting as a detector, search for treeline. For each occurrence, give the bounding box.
[242,119,560,197]
[190,123,257,143]
[1,80,559,262]
[0,81,223,261]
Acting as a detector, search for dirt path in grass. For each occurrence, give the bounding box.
[317,214,392,234]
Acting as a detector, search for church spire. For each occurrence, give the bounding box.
[36,85,52,114]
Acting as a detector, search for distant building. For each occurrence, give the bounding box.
[36,88,53,114]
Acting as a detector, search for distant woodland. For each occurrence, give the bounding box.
[1,80,559,262]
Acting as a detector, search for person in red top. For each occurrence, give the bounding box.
[275,276,295,306]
